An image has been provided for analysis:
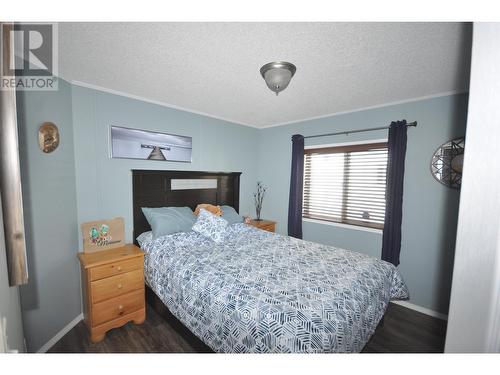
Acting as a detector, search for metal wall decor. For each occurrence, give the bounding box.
[430,137,465,189]
[38,122,60,153]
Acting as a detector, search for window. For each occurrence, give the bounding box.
[303,141,388,230]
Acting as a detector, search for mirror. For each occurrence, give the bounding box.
[430,137,465,189]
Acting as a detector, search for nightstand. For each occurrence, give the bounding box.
[78,244,146,343]
[247,219,276,233]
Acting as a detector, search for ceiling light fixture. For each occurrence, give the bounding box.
[260,61,297,96]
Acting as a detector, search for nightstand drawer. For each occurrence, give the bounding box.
[92,289,144,326]
[89,257,143,281]
[91,269,144,303]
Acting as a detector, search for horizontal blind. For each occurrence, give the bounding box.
[303,142,388,229]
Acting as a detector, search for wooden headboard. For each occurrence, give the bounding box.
[132,170,242,244]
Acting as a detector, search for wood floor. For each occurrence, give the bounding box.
[48,302,447,353]
[362,303,447,353]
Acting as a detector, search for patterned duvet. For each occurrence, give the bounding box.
[139,223,408,353]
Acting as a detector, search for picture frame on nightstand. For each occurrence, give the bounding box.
[80,217,125,253]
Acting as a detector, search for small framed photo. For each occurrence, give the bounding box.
[81,217,125,253]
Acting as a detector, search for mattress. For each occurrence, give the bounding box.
[139,223,408,353]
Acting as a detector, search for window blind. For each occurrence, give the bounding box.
[303,142,388,230]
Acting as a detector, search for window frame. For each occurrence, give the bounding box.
[302,139,388,231]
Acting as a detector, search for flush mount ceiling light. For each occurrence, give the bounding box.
[260,61,297,96]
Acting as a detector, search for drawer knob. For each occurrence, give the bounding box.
[117,283,123,289]
[117,266,122,271]
[118,304,124,310]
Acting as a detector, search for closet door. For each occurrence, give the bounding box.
[0,22,28,286]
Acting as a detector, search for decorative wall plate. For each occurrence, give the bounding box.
[38,122,60,153]
[430,137,465,189]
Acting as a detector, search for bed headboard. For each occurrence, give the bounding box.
[132,170,242,244]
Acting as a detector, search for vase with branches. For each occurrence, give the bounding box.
[253,181,266,221]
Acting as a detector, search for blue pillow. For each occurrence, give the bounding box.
[221,205,243,224]
[141,206,196,239]
[142,206,194,224]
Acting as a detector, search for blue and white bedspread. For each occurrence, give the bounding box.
[139,223,408,353]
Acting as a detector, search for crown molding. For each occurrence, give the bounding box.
[70,80,467,130]
[258,90,468,129]
[70,80,256,128]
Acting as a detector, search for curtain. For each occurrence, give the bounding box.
[288,134,304,239]
[381,120,408,266]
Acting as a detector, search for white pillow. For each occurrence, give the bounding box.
[192,208,229,244]
[136,231,153,248]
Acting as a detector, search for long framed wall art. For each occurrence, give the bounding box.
[110,126,192,163]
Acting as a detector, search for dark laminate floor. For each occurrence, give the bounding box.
[48,302,446,353]
[362,303,447,353]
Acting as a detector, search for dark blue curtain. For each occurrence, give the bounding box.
[381,120,408,266]
[288,134,304,239]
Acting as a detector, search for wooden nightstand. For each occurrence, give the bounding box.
[247,219,276,233]
[78,244,146,343]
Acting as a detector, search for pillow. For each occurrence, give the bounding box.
[142,206,195,224]
[221,205,243,224]
[136,231,153,248]
[192,208,228,244]
[141,206,196,239]
[194,203,222,217]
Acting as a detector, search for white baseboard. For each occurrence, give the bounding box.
[392,300,448,321]
[37,313,83,353]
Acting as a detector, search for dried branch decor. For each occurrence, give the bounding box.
[253,182,267,221]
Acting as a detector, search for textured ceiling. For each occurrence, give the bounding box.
[59,22,472,128]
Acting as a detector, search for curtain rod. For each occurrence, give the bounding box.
[303,121,417,139]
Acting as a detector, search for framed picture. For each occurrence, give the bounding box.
[110,125,192,162]
[80,217,125,253]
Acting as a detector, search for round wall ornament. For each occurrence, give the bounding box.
[430,137,465,189]
[38,122,60,153]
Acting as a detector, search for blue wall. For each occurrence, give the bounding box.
[16,82,258,351]
[71,85,259,244]
[17,80,467,351]
[257,94,468,315]
[16,79,80,352]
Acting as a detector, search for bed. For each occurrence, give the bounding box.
[132,170,409,353]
